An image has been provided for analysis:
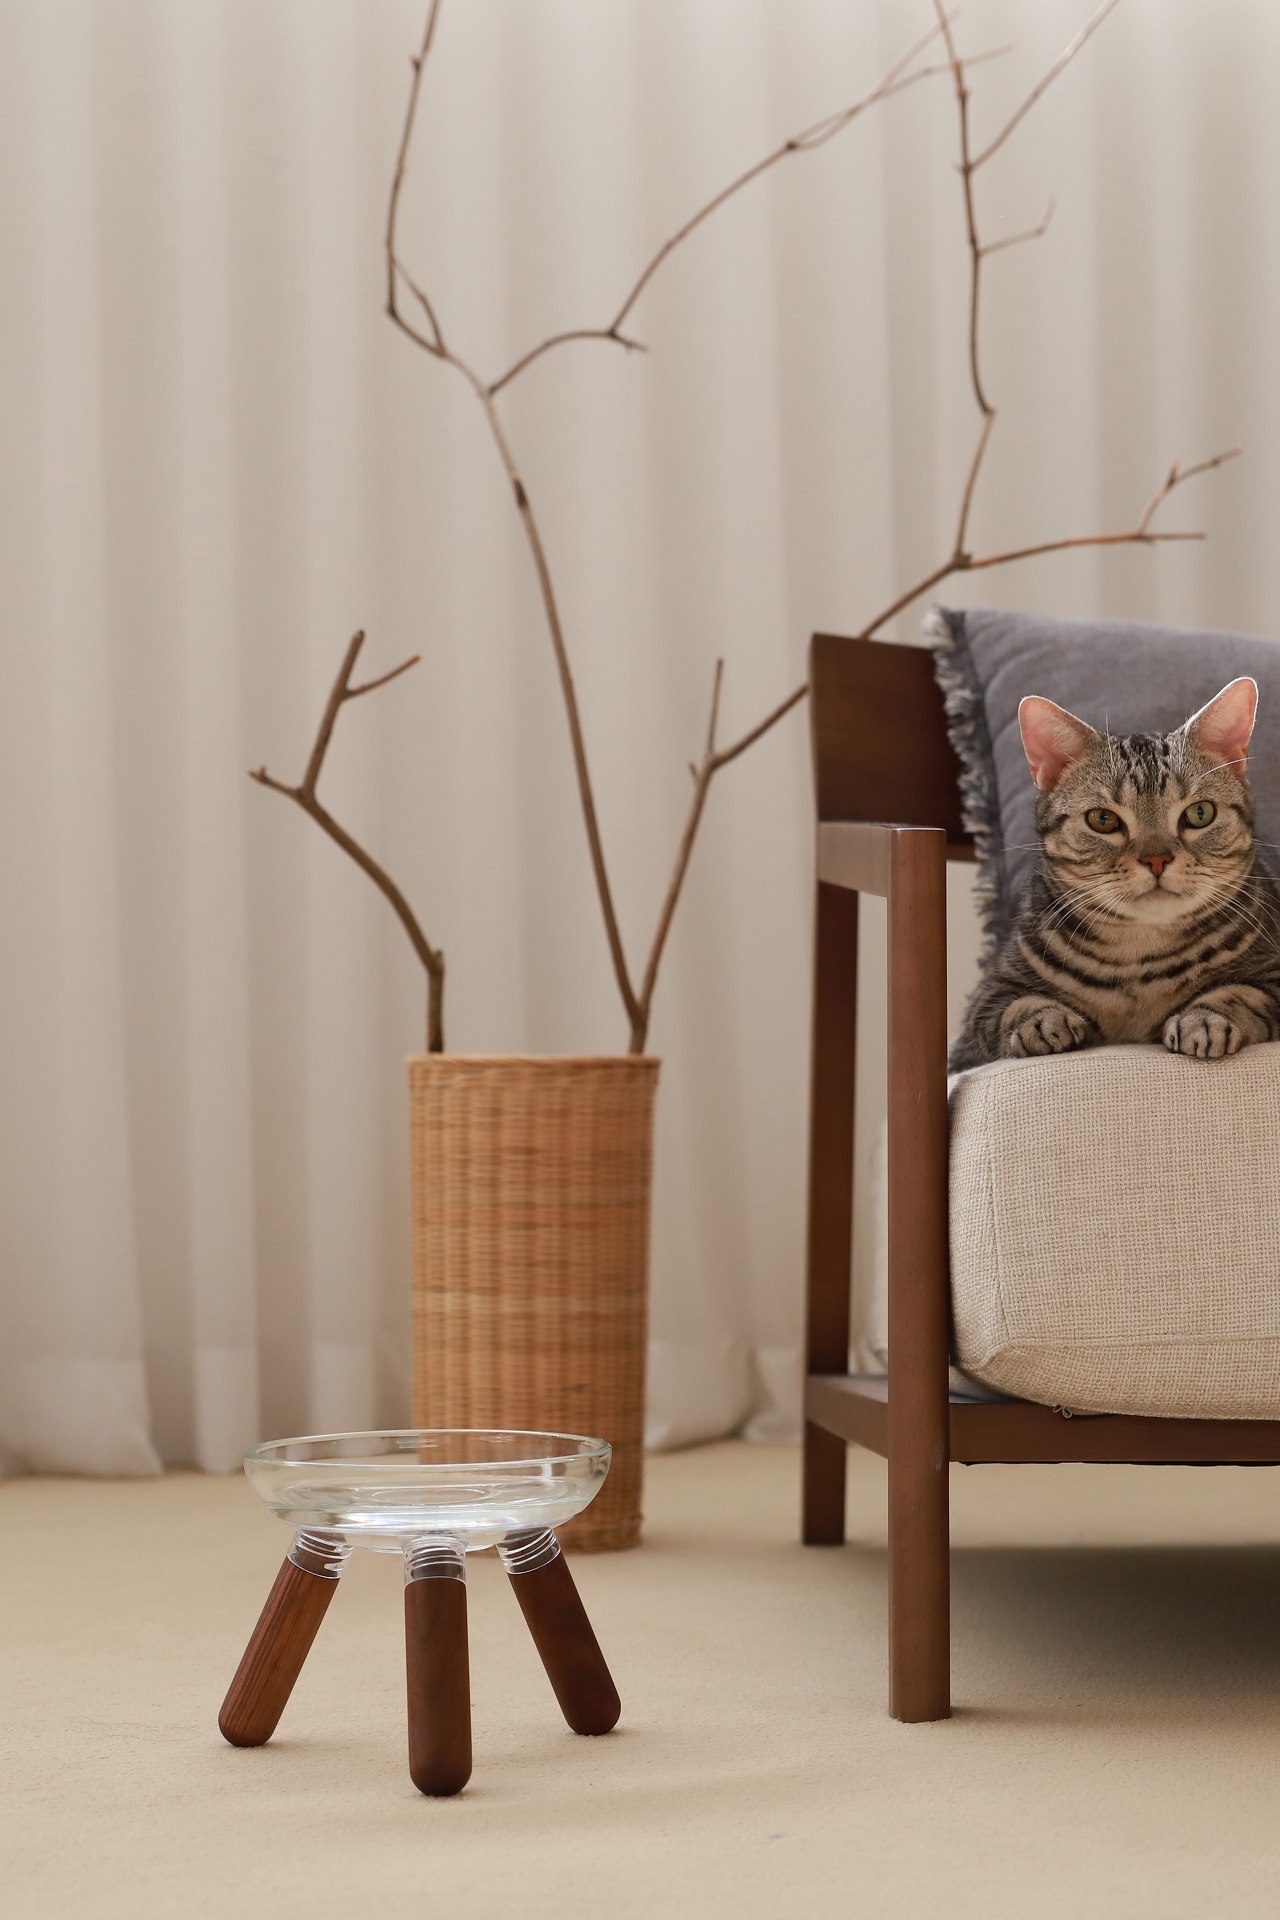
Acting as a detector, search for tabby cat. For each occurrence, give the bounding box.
[950,677,1280,1071]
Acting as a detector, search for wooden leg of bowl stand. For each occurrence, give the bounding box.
[404,1537,473,1797]
[219,1530,352,1747]
[499,1528,621,1735]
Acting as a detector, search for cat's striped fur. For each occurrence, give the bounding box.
[950,677,1280,1072]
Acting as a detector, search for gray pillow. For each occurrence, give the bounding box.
[928,605,1280,957]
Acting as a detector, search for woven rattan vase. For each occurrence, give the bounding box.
[408,1055,660,1551]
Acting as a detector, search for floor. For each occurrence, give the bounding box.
[5,1441,1280,1918]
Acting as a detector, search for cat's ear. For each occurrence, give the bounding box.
[1184,677,1257,771]
[1018,696,1099,792]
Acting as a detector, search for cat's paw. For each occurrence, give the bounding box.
[1005,1001,1094,1058]
[1163,1007,1247,1060]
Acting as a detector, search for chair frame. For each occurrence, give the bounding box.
[802,631,1280,1724]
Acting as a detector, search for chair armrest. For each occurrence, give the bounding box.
[817,819,941,898]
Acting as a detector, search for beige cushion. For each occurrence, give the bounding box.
[951,1043,1280,1418]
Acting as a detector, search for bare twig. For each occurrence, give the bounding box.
[385,2,955,1050]
[927,0,1122,565]
[935,1,994,466]
[360,0,1234,1059]
[386,0,446,354]
[251,632,445,1053]
[856,448,1241,639]
[955,411,996,559]
[1135,449,1241,533]
[483,40,1029,398]
[486,20,974,396]
[486,329,648,400]
[848,0,1235,645]
[478,384,645,1039]
[971,0,1123,170]
[981,196,1056,256]
[843,1,1236,646]
[632,669,809,1051]
[386,0,670,1040]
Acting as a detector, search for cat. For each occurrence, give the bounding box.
[950,676,1280,1072]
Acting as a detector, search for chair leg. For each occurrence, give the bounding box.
[802,880,859,1547]
[888,1436,950,1722]
[499,1528,620,1735]
[802,1422,847,1546]
[886,825,951,1723]
[404,1536,472,1797]
[218,1529,351,1747]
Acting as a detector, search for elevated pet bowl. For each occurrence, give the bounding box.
[243,1427,612,1551]
[219,1428,620,1795]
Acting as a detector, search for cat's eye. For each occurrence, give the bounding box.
[1181,800,1217,829]
[1085,807,1122,834]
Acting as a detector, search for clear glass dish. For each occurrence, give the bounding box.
[243,1428,612,1551]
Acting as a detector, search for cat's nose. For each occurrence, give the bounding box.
[1140,851,1173,878]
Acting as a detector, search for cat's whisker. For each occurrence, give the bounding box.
[1047,907,1105,956]
[1042,876,1119,916]
[1199,757,1256,778]
[1040,903,1110,951]
[1179,876,1268,929]
[1204,904,1268,945]
[1036,886,1101,935]
[1200,883,1267,928]
[1206,910,1269,966]
[1072,906,1118,950]
[1036,880,1124,954]
[1196,883,1272,946]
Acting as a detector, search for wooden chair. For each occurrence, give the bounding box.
[802,630,1280,1724]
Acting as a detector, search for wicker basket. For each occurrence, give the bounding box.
[407,1055,660,1551]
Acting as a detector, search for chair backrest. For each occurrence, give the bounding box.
[809,632,974,859]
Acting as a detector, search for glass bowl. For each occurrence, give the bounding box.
[243,1428,612,1551]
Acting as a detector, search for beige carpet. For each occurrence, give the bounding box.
[5,1442,1280,1918]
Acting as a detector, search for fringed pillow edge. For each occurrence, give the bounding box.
[925,605,1010,967]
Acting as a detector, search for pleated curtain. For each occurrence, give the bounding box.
[0,0,1275,1472]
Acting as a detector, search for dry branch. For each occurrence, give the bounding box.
[635,671,810,1033]
[261,0,1237,1062]
[250,632,445,1054]
[484,15,980,397]
[840,0,1239,643]
[981,195,1055,257]
[855,447,1241,640]
[384,0,962,1051]
[483,34,1011,401]
[970,0,1122,169]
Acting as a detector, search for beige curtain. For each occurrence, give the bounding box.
[0,0,1271,1472]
